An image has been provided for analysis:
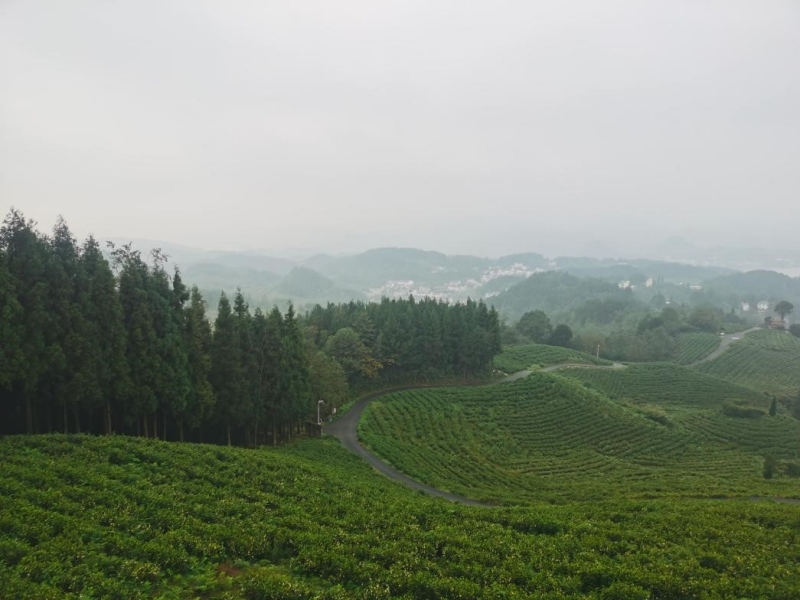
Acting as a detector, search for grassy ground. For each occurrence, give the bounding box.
[494,343,612,373]
[2,434,800,599]
[359,371,800,505]
[695,329,800,397]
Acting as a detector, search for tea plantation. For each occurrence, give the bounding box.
[494,343,611,374]
[2,434,800,599]
[673,332,721,365]
[695,329,800,397]
[360,370,800,505]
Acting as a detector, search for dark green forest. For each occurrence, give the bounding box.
[0,210,501,444]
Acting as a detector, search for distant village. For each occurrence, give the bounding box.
[366,262,541,302]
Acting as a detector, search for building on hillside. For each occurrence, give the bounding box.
[757,300,769,311]
[645,277,654,288]
[618,280,631,289]
[766,317,786,330]
[689,285,703,291]
[741,302,751,312]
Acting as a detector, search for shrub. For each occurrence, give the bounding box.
[722,403,765,419]
[763,456,777,479]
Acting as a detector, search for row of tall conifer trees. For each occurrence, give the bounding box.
[1,210,503,445]
[0,210,310,445]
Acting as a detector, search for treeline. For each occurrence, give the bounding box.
[506,304,749,363]
[0,210,314,445]
[303,296,502,386]
[1,210,503,444]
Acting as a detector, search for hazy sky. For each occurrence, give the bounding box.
[2,1,799,257]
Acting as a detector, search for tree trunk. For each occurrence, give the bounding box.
[25,395,33,435]
[153,413,158,440]
[74,407,81,434]
[104,401,112,435]
[162,412,167,441]
[46,408,52,434]
[143,415,149,438]
[227,422,231,446]
[179,420,184,443]
[63,402,68,434]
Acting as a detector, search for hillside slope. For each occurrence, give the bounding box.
[695,329,800,397]
[359,371,800,504]
[2,434,800,599]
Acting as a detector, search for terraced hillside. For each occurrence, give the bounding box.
[673,332,721,365]
[359,371,800,504]
[494,343,612,374]
[5,435,800,598]
[695,329,800,397]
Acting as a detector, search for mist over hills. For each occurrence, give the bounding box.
[103,238,800,323]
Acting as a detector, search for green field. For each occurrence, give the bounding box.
[673,332,721,365]
[494,343,612,373]
[561,363,769,410]
[2,434,800,599]
[360,371,800,505]
[695,329,800,397]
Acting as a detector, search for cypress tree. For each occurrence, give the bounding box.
[280,303,311,438]
[0,249,24,405]
[81,236,129,434]
[0,209,51,433]
[211,292,240,445]
[181,286,215,441]
[113,243,160,436]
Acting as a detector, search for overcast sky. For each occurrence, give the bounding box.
[1,1,798,257]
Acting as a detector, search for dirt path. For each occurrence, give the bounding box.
[323,367,622,506]
[686,327,760,367]
[324,331,787,507]
[324,384,498,507]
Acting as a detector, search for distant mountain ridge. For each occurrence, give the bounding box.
[106,240,787,314]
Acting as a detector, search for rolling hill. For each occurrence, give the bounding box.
[695,329,800,397]
[359,370,800,505]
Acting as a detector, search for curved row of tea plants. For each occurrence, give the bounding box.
[359,371,800,505]
[2,434,800,599]
[0,436,800,600]
[695,329,800,397]
[494,343,611,374]
[673,332,721,365]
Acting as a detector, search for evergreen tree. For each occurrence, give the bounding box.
[80,236,129,434]
[113,243,160,436]
[0,249,24,394]
[280,304,312,438]
[233,289,259,445]
[0,209,52,433]
[181,286,215,441]
[211,293,241,445]
[45,217,90,433]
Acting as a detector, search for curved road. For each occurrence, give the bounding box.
[324,385,499,506]
[324,328,767,506]
[686,327,760,367]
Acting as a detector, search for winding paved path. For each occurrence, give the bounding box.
[324,328,777,506]
[685,327,760,367]
[324,384,499,506]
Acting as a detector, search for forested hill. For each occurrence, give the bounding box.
[491,271,632,320]
[0,210,501,444]
[701,270,800,306]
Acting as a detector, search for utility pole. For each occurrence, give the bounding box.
[596,343,601,359]
[317,399,324,425]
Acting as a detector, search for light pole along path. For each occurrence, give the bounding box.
[323,327,778,507]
